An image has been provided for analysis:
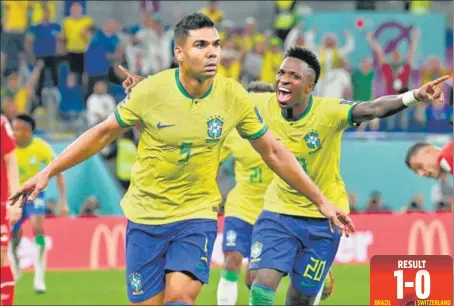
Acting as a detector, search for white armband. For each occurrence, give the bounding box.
[400,90,419,107]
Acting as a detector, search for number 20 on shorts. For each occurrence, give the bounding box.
[370,255,453,305]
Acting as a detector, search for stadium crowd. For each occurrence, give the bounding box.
[1,0,452,215]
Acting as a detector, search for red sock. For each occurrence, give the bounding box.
[0,266,15,305]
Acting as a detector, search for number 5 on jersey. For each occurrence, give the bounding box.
[179,142,192,164]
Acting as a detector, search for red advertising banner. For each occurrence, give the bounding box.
[11,213,452,270]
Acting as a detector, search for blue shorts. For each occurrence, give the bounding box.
[249,210,341,296]
[126,218,217,303]
[222,216,254,258]
[12,192,46,233]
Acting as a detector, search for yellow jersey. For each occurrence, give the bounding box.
[251,93,357,218]
[16,137,55,185]
[63,16,93,52]
[114,68,268,225]
[31,1,58,25]
[220,129,273,225]
[218,60,241,81]
[2,1,29,32]
[199,8,224,24]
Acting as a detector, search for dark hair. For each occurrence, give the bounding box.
[405,142,430,168]
[285,47,321,85]
[15,114,36,131]
[247,81,275,93]
[174,13,214,42]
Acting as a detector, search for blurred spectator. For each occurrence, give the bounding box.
[64,0,87,17]
[63,1,94,85]
[364,191,389,213]
[1,61,44,117]
[1,1,30,76]
[79,195,100,217]
[366,28,419,130]
[218,20,236,41]
[260,36,284,85]
[405,194,425,212]
[58,73,84,115]
[85,19,124,98]
[141,0,160,15]
[133,14,173,75]
[86,80,116,128]
[25,7,63,107]
[200,0,224,25]
[31,1,58,26]
[431,175,454,211]
[405,0,431,14]
[351,58,378,131]
[319,58,352,99]
[284,22,316,52]
[424,100,453,133]
[317,31,355,82]
[241,37,266,84]
[45,198,57,218]
[273,0,297,42]
[236,17,265,53]
[218,39,241,81]
[116,129,137,191]
[348,192,358,213]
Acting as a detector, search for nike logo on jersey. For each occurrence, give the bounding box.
[157,122,176,129]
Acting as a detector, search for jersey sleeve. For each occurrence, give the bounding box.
[326,98,360,130]
[234,84,268,140]
[0,117,16,156]
[114,77,151,127]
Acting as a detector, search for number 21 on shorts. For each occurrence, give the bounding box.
[370,255,453,305]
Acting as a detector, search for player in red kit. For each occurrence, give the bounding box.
[0,115,21,306]
[405,141,453,178]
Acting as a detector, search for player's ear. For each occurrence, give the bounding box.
[305,82,314,94]
[174,46,184,62]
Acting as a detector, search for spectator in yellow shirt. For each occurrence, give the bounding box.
[200,0,224,25]
[260,36,284,84]
[63,1,94,85]
[1,60,44,118]
[31,1,58,25]
[236,17,265,53]
[1,1,30,76]
[218,39,241,81]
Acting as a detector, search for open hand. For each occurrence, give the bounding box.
[318,201,355,237]
[8,171,50,208]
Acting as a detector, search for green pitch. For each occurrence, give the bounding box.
[14,265,369,305]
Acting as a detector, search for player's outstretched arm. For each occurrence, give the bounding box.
[8,116,127,206]
[351,75,449,124]
[249,131,355,236]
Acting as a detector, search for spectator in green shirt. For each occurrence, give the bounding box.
[351,58,379,131]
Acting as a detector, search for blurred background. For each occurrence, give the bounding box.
[1,0,452,305]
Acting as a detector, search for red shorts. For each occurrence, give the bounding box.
[0,203,9,247]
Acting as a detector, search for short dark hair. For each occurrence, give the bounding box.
[247,81,275,93]
[174,13,215,43]
[15,114,36,131]
[405,142,430,168]
[285,47,321,85]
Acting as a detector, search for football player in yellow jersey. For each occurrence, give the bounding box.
[216,82,275,305]
[11,114,67,294]
[9,14,354,305]
[247,47,448,306]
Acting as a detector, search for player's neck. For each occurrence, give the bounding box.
[18,137,33,148]
[283,95,312,121]
[178,69,213,99]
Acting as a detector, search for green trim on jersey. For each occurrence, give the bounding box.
[114,108,134,128]
[243,125,268,140]
[174,69,214,99]
[347,102,360,127]
[281,95,313,122]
